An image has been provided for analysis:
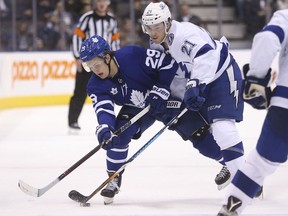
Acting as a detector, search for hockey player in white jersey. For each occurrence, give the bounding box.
[218,9,288,216]
[142,1,245,187]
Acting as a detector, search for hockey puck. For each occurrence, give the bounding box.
[80,202,90,207]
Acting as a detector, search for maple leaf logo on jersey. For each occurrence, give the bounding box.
[130,90,146,108]
[110,87,118,95]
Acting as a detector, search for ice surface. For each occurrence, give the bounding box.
[0,104,287,216]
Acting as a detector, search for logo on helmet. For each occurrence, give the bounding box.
[92,37,99,43]
[159,3,166,10]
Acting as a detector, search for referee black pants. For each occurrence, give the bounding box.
[68,69,91,125]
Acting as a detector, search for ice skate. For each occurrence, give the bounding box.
[215,166,231,190]
[254,186,263,198]
[100,173,122,205]
[68,122,81,134]
[217,195,242,216]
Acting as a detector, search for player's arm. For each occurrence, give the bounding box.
[243,24,284,109]
[110,17,120,50]
[145,49,178,117]
[248,24,283,78]
[72,12,91,59]
[87,77,119,149]
[179,39,216,111]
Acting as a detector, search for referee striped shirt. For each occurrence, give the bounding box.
[72,11,120,59]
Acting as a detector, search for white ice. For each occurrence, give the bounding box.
[0,104,287,216]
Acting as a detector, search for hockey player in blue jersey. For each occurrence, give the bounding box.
[142,1,245,187]
[80,35,178,204]
[218,9,288,216]
[80,35,230,205]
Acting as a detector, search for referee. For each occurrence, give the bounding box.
[68,0,120,130]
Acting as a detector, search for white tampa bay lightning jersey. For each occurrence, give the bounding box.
[248,9,288,109]
[150,40,187,100]
[151,20,231,100]
[87,46,178,127]
[165,20,231,86]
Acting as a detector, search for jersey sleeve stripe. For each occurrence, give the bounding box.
[262,25,285,44]
[195,44,214,58]
[96,108,115,116]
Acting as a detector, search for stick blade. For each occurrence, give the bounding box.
[68,190,87,203]
[18,179,39,197]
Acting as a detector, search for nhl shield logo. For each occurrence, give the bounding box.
[168,33,174,46]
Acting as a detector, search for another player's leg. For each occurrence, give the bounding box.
[191,131,232,190]
[167,109,232,189]
[68,70,91,131]
[208,61,245,184]
[218,106,288,215]
[101,108,155,204]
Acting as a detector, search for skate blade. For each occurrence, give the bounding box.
[217,177,232,190]
[68,128,81,135]
[103,197,114,205]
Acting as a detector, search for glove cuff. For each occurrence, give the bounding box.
[186,79,199,90]
[150,85,170,100]
[95,124,109,136]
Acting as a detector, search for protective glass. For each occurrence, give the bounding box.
[82,60,103,72]
[142,23,165,34]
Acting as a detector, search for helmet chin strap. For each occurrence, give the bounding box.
[107,59,112,78]
[106,56,118,78]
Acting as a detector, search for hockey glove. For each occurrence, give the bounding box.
[243,64,272,109]
[159,100,182,125]
[95,124,120,150]
[184,79,206,111]
[147,84,170,118]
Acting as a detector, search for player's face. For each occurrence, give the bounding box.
[85,57,109,79]
[144,23,166,44]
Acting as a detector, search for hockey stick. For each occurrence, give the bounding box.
[68,108,188,205]
[18,105,150,197]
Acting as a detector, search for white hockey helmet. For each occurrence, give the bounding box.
[142,1,171,26]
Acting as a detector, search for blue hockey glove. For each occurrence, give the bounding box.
[147,84,170,118]
[159,100,182,125]
[95,124,120,150]
[243,64,272,109]
[184,79,206,111]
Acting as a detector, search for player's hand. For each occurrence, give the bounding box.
[95,124,120,150]
[147,84,170,118]
[244,75,272,109]
[243,64,272,109]
[184,79,206,111]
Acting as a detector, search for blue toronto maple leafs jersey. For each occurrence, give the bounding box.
[87,46,178,127]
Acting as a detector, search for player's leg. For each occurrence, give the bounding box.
[207,60,245,179]
[101,106,155,204]
[219,106,288,215]
[165,109,231,189]
[68,69,91,130]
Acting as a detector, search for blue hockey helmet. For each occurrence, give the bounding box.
[80,35,111,62]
